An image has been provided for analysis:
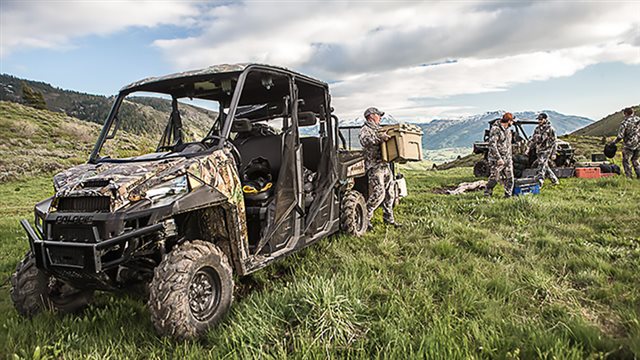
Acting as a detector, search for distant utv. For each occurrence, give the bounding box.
[472,119,576,178]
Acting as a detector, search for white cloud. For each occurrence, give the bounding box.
[147,1,639,120]
[331,43,640,121]
[2,1,638,120]
[152,2,639,76]
[0,0,200,57]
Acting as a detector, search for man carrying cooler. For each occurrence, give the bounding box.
[359,107,401,228]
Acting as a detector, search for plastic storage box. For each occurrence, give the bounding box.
[380,124,423,163]
[513,178,540,196]
[575,167,601,179]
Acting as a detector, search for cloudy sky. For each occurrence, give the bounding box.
[1,0,639,122]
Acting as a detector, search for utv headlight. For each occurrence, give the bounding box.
[144,175,189,200]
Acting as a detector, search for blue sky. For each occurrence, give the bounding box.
[1,1,639,122]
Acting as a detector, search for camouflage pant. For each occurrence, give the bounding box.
[622,148,640,178]
[366,163,395,223]
[485,159,514,196]
[534,151,558,184]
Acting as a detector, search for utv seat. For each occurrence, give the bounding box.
[301,137,321,172]
[236,134,283,182]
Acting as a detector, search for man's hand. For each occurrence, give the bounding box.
[380,130,391,141]
[497,159,505,166]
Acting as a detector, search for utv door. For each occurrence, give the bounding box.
[251,74,304,255]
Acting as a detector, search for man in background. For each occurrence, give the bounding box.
[484,112,515,197]
[527,113,559,187]
[611,107,640,178]
[359,107,401,228]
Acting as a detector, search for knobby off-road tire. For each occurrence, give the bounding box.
[149,240,233,340]
[10,252,93,316]
[340,190,367,237]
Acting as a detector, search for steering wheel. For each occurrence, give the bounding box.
[201,134,222,147]
[224,141,243,169]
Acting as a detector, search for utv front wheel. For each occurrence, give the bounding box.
[10,252,93,316]
[340,190,368,237]
[149,240,233,340]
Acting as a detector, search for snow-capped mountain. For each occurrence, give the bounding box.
[339,110,593,150]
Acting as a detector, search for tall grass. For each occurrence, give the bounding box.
[1,168,638,359]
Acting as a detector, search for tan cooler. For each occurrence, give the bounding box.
[380,124,423,163]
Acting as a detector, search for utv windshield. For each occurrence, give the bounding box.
[90,71,242,162]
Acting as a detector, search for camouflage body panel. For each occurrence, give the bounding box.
[615,115,640,150]
[120,63,328,93]
[359,121,385,170]
[52,158,189,211]
[529,122,557,154]
[185,150,249,269]
[121,64,250,92]
[50,149,250,272]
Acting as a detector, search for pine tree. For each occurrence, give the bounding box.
[21,82,47,110]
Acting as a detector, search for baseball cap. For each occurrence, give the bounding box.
[364,107,384,118]
[536,113,548,120]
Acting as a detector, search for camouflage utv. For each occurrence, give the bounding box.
[11,64,377,339]
[472,119,575,178]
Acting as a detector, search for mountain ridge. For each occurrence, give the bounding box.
[339,110,594,151]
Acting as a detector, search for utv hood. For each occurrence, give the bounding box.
[52,157,191,209]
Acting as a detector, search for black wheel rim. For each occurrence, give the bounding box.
[189,266,222,322]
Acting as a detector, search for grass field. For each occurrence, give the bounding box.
[1,168,639,359]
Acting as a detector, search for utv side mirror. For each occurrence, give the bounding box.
[298,111,317,127]
[231,118,252,133]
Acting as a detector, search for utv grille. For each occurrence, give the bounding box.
[57,196,111,212]
[50,225,96,242]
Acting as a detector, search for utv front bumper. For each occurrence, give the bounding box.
[21,219,164,273]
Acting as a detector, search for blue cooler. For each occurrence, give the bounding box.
[513,178,540,196]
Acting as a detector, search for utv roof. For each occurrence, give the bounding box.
[120,63,327,93]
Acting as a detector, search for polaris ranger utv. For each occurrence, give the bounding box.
[11,64,377,339]
[472,119,576,178]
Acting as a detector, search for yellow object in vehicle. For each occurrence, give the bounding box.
[243,182,273,194]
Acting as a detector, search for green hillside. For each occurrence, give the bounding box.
[0,101,155,182]
[572,105,640,137]
[0,74,218,138]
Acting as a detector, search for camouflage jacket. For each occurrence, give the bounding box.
[488,122,512,163]
[615,115,640,150]
[359,121,386,170]
[529,122,557,154]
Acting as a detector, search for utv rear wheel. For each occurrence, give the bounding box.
[10,252,93,316]
[340,190,367,237]
[473,160,490,178]
[149,240,233,340]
